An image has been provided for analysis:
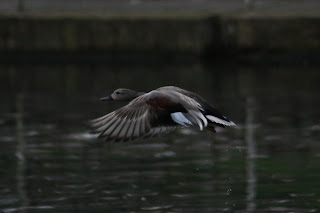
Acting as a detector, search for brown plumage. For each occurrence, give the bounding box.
[89,86,235,142]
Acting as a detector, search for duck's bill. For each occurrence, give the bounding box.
[100,95,113,101]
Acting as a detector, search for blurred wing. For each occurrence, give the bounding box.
[90,92,178,142]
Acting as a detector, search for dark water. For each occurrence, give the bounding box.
[1,60,320,213]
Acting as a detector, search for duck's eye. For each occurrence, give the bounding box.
[116,91,120,95]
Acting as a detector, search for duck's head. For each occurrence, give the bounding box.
[100,88,145,102]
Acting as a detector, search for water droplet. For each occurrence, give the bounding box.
[132,184,138,188]
[226,188,232,195]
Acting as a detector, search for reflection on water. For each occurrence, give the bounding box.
[1,61,320,212]
[15,93,29,213]
[245,97,256,212]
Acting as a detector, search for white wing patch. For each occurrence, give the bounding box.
[206,115,236,126]
[170,112,192,126]
[171,111,208,131]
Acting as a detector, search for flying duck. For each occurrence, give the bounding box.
[90,86,235,142]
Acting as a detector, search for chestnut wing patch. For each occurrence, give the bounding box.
[146,96,187,127]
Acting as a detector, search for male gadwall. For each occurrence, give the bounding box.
[90,86,235,142]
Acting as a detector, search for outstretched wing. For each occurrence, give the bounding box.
[89,91,185,142]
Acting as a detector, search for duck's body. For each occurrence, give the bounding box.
[90,86,235,142]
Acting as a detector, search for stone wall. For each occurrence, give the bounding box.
[0,15,319,55]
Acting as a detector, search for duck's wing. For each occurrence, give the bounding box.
[160,86,235,127]
[89,91,185,142]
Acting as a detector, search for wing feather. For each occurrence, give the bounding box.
[90,91,181,142]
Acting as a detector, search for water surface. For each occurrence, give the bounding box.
[1,61,320,212]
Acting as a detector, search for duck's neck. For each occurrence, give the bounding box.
[125,91,146,101]
[136,92,146,96]
[131,91,145,100]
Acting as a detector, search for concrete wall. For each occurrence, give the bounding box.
[0,15,320,55]
[220,17,320,52]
